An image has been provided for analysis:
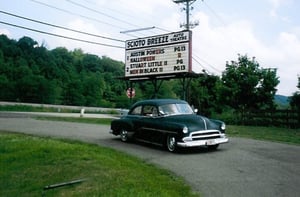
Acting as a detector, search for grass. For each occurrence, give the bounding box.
[36,116,113,125]
[0,105,78,113]
[227,125,300,145]
[0,131,198,197]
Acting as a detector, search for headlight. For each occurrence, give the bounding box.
[182,126,188,134]
[221,123,226,130]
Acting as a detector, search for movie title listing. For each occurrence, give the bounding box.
[125,31,191,78]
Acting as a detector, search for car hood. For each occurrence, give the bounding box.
[163,114,221,131]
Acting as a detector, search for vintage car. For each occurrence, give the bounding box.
[110,99,228,152]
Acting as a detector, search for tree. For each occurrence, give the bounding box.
[290,76,300,111]
[17,36,37,51]
[82,54,103,72]
[221,54,279,112]
[189,75,223,116]
[82,72,104,106]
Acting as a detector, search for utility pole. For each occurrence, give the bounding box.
[173,0,198,101]
[173,0,198,30]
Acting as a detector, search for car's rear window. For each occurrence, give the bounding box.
[130,106,142,115]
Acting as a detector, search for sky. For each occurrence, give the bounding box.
[1,0,299,96]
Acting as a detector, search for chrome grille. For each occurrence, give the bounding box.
[191,130,222,140]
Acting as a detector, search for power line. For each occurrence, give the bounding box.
[65,0,152,37]
[0,21,124,49]
[202,1,227,27]
[80,0,171,34]
[0,10,124,43]
[192,56,209,73]
[29,0,121,30]
[193,54,223,74]
[65,0,140,29]
[29,0,141,38]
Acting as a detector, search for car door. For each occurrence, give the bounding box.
[134,105,164,144]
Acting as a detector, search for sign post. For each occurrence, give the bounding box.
[126,88,135,98]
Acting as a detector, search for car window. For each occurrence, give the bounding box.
[143,105,158,117]
[130,106,142,115]
[159,104,177,115]
[159,103,193,115]
[177,103,194,114]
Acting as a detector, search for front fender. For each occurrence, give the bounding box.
[209,119,226,133]
[159,121,187,139]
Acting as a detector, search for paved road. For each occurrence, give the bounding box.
[1,115,299,197]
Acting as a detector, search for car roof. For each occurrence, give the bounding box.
[131,99,188,108]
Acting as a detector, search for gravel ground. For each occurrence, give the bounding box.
[1,114,299,197]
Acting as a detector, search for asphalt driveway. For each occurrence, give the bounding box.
[0,114,299,197]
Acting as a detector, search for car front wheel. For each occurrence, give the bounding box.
[166,135,177,152]
[120,129,129,142]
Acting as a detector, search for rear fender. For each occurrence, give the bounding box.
[111,119,134,135]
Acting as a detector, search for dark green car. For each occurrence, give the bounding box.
[110,99,228,152]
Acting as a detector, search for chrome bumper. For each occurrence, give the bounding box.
[177,135,229,147]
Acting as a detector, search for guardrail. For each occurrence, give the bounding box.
[0,101,128,116]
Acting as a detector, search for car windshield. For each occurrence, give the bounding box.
[158,103,194,115]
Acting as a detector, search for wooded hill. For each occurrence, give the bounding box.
[0,35,129,108]
[1,35,299,118]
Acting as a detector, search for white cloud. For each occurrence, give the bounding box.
[192,12,260,70]
[269,0,280,18]
[114,0,170,15]
[48,19,124,60]
[267,0,293,22]
[161,12,182,32]
[188,11,299,95]
[0,28,11,37]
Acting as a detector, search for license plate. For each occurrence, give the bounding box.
[206,139,216,145]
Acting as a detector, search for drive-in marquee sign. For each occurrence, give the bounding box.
[125,30,192,79]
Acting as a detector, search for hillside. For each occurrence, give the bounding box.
[274,95,290,107]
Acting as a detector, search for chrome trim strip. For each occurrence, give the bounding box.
[140,127,177,134]
[199,116,207,130]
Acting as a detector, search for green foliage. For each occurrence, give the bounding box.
[221,54,279,112]
[0,105,78,113]
[0,35,184,108]
[290,76,300,125]
[190,75,223,116]
[0,35,127,107]
[290,76,300,111]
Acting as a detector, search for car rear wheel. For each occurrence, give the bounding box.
[166,135,177,152]
[120,129,129,142]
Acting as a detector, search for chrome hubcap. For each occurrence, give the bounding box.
[120,130,127,141]
[168,136,176,151]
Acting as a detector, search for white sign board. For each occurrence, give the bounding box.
[125,31,192,78]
